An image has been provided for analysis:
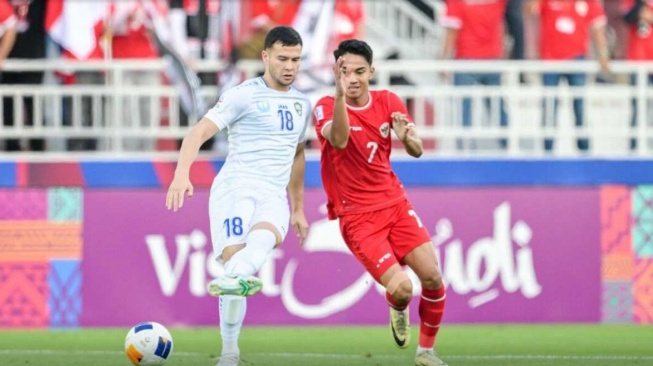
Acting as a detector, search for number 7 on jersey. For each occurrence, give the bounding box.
[366,141,378,163]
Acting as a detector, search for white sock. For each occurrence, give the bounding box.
[219,294,246,355]
[224,229,276,276]
[219,230,275,356]
[417,346,432,355]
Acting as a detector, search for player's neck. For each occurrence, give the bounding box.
[261,74,290,92]
[346,93,370,108]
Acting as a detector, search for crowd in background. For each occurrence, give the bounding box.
[0,0,365,152]
[0,0,651,153]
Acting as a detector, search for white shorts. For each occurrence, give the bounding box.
[209,186,290,260]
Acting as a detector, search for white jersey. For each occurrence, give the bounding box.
[204,77,311,194]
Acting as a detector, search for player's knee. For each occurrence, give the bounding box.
[421,273,445,290]
[386,271,413,304]
[250,222,283,245]
[393,280,413,304]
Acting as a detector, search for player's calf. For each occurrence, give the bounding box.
[385,271,413,348]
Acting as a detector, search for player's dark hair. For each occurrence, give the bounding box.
[333,39,373,65]
[264,26,303,49]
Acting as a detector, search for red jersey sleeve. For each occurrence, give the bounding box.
[386,91,412,128]
[442,0,463,29]
[313,96,335,143]
[588,1,607,26]
[0,0,16,38]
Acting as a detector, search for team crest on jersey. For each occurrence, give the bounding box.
[379,122,390,138]
[257,101,270,112]
[294,102,303,116]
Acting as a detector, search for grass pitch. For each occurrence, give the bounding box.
[0,325,651,366]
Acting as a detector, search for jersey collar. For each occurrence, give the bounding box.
[345,92,372,111]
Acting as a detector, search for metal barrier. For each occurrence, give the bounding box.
[0,59,652,158]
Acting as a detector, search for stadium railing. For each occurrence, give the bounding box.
[0,59,651,158]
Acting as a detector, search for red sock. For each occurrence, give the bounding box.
[385,291,409,311]
[418,286,446,349]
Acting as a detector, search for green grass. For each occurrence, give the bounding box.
[0,325,652,365]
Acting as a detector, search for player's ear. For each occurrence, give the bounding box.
[261,49,269,64]
[369,66,375,80]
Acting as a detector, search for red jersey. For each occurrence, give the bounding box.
[249,0,301,30]
[0,0,16,38]
[622,0,653,60]
[441,0,507,59]
[110,1,167,59]
[313,90,408,219]
[332,0,364,46]
[539,0,606,60]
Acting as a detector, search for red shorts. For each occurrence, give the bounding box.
[338,199,431,282]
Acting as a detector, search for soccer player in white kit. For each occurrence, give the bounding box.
[165,26,310,366]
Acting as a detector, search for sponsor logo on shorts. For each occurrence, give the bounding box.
[376,252,391,268]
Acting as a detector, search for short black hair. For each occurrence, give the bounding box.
[264,26,303,49]
[333,39,373,65]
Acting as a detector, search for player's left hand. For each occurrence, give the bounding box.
[291,211,309,247]
[391,112,414,142]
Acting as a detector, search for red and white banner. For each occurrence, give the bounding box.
[45,0,107,60]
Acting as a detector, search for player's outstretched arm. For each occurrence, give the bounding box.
[166,118,219,211]
[392,112,423,158]
[288,143,309,245]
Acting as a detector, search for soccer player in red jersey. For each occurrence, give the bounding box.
[313,39,447,366]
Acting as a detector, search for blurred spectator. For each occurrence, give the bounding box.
[109,0,169,151]
[622,0,653,150]
[1,0,46,152]
[46,1,109,151]
[441,0,509,149]
[0,0,16,73]
[527,0,610,152]
[294,0,364,91]
[170,0,215,152]
[237,0,301,60]
[332,0,365,52]
[167,0,191,60]
[506,0,525,60]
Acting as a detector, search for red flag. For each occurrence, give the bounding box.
[45,0,107,60]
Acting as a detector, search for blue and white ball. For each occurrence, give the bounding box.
[124,322,174,365]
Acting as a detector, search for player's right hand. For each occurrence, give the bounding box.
[166,176,194,212]
[333,56,346,98]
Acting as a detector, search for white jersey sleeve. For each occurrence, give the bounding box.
[298,102,311,144]
[203,86,250,130]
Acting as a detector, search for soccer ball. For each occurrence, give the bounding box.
[124,322,174,365]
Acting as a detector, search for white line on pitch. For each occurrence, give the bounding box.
[0,350,652,361]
